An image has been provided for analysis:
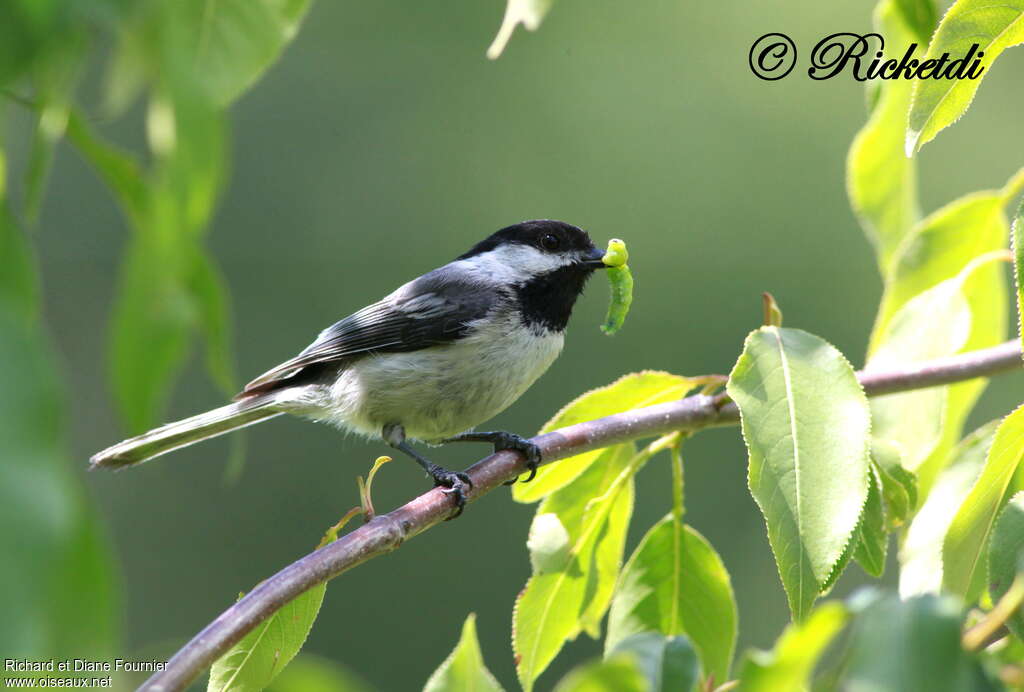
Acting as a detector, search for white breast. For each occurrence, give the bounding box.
[301,313,564,442]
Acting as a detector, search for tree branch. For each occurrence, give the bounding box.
[141,339,1024,691]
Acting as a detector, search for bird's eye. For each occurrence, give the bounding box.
[540,233,561,251]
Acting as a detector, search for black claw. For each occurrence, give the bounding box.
[443,430,542,487]
[430,468,473,519]
[493,433,541,485]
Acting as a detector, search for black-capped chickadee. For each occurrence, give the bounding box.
[91,220,609,515]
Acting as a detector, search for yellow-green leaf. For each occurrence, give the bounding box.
[899,421,997,596]
[847,0,923,273]
[943,404,1024,601]
[208,522,349,692]
[266,654,371,692]
[867,175,1015,492]
[110,233,194,433]
[208,582,326,692]
[843,593,979,691]
[606,516,736,684]
[872,440,918,529]
[735,602,847,692]
[906,0,1024,153]
[423,614,504,692]
[1012,198,1024,353]
[187,244,238,395]
[552,656,646,692]
[514,443,637,691]
[606,634,699,692]
[988,492,1024,638]
[866,250,1002,477]
[514,372,698,503]
[110,0,314,108]
[870,179,1019,350]
[0,196,38,324]
[0,204,118,665]
[894,0,938,42]
[728,327,871,620]
[854,467,888,578]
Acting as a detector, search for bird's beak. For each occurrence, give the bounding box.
[582,246,608,268]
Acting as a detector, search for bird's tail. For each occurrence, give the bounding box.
[89,395,283,470]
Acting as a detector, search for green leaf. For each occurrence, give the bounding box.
[24,100,67,226]
[899,421,997,596]
[551,657,646,692]
[1012,197,1024,353]
[855,467,888,578]
[870,178,1020,348]
[113,0,313,108]
[514,372,698,503]
[988,492,1024,639]
[727,327,871,620]
[85,93,235,430]
[209,576,328,690]
[0,198,38,324]
[423,614,504,692]
[820,525,861,597]
[894,0,938,42]
[735,602,847,692]
[606,633,699,692]
[110,232,194,433]
[0,207,118,663]
[867,251,1001,478]
[514,443,638,692]
[146,90,226,239]
[66,110,148,228]
[906,0,1024,153]
[606,516,737,684]
[0,0,78,89]
[944,404,1024,602]
[846,0,922,273]
[487,0,554,59]
[872,440,918,529]
[23,35,83,226]
[868,180,1014,491]
[187,244,237,395]
[193,0,313,105]
[843,592,980,691]
[266,654,372,692]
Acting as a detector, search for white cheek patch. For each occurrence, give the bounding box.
[454,244,578,283]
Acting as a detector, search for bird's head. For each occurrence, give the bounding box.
[456,220,607,331]
[456,219,605,280]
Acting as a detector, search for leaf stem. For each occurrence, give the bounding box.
[671,439,685,521]
[962,574,1024,651]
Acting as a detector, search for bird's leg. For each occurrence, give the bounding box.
[443,430,542,485]
[382,423,472,518]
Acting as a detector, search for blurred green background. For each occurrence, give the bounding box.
[6,0,1024,688]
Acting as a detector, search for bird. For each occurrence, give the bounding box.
[90,219,609,516]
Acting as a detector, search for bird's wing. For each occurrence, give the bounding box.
[237,271,498,396]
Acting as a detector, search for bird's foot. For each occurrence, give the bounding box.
[488,432,542,485]
[427,464,473,519]
[443,430,543,486]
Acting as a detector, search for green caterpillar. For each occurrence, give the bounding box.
[600,238,633,335]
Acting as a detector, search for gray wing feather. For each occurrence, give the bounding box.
[239,271,496,396]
